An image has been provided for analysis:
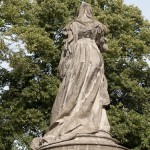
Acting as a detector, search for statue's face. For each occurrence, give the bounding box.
[84,9,87,17]
[77,3,93,19]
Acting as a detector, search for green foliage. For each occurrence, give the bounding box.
[108,103,150,150]
[0,0,149,149]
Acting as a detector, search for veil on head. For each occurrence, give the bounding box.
[76,2,94,21]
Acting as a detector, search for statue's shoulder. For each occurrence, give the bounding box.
[64,21,81,32]
[93,20,108,33]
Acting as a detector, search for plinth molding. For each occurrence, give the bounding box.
[39,133,128,150]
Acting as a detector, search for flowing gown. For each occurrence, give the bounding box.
[42,20,110,145]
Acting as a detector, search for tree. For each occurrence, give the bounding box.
[0,0,149,149]
[0,0,60,149]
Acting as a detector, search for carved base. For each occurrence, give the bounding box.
[40,145,127,150]
[39,133,128,150]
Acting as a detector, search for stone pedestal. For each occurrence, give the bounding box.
[39,133,128,150]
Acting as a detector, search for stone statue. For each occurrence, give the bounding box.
[31,2,128,150]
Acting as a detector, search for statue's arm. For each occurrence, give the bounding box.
[96,24,108,53]
[57,24,74,79]
[62,24,74,55]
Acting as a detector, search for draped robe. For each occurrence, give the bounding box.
[42,20,110,145]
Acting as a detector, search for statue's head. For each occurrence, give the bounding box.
[77,2,93,20]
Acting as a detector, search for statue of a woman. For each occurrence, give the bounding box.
[31,2,111,149]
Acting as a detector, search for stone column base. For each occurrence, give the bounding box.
[39,133,128,150]
[40,145,127,150]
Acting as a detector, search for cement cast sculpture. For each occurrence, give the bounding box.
[31,3,116,150]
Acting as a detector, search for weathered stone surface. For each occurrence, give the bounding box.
[30,2,129,150]
[39,134,128,150]
[40,145,127,150]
